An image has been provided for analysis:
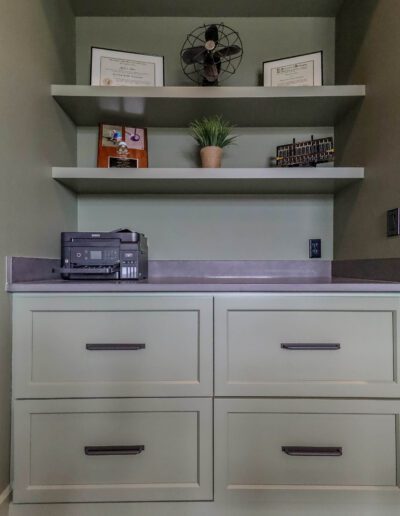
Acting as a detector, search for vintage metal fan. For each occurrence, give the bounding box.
[180,23,243,86]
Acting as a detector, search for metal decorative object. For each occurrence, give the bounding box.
[276,136,335,168]
[180,23,243,86]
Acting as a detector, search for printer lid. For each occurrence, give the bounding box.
[61,229,143,243]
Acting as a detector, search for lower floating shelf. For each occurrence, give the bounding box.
[52,167,364,195]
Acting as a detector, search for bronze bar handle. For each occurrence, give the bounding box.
[86,343,146,351]
[282,446,342,457]
[281,343,341,351]
[85,445,145,456]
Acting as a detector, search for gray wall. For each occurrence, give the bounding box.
[77,127,334,168]
[76,17,335,86]
[76,17,335,258]
[334,0,400,259]
[78,195,333,260]
[0,0,77,494]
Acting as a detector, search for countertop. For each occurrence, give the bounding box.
[7,257,400,293]
[7,276,400,293]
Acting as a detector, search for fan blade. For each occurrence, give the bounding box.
[205,24,219,43]
[214,45,242,59]
[203,54,221,82]
[182,46,207,64]
[203,64,219,81]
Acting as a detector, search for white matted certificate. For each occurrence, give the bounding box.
[263,52,323,87]
[91,47,164,86]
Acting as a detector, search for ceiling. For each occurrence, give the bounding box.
[70,0,345,18]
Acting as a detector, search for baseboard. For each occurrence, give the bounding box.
[0,485,11,506]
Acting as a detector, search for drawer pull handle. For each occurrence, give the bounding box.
[85,445,145,456]
[282,446,342,457]
[281,343,341,351]
[86,343,146,351]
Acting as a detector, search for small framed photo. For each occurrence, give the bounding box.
[91,47,164,87]
[263,51,323,87]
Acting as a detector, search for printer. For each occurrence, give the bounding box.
[61,229,148,280]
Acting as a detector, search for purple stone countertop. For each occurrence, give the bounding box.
[7,276,400,293]
[6,257,400,293]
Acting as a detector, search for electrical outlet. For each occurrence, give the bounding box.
[387,208,400,237]
[309,239,322,259]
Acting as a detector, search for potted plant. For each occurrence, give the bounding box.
[189,115,237,168]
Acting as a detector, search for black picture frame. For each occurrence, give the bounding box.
[90,46,165,86]
[263,51,323,87]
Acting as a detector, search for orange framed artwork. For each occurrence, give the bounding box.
[97,124,149,168]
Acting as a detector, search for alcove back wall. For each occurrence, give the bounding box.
[75,16,335,260]
[76,17,335,86]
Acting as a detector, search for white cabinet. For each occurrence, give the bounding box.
[215,295,400,397]
[215,398,400,496]
[13,398,213,503]
[13,295,213,398]
[10,293,400,515]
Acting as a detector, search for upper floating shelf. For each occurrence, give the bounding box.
[52,85,366,128]
[52,167,364,195]
[70,0,344,17]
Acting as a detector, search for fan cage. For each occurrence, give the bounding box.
[180,23,243,85]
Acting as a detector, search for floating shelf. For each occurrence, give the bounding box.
[70,0,344,17]
[52,85,365,128]
[53,167,364,195]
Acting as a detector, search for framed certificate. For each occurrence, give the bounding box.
[91,47,164,87]
[263,51,323,87]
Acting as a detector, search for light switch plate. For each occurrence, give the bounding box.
[387,209,400,237]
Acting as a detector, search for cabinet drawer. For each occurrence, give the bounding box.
[13,295,213,397]
[215,399,399,495]
[13,398,213,503]
[215,295,399,397]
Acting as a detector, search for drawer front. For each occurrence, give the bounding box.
[215,399,399,495]
[13,295,213,397]
[215,295,399,397]
[13,398,213,503]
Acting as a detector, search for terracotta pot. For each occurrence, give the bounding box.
[200,146,223,168]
